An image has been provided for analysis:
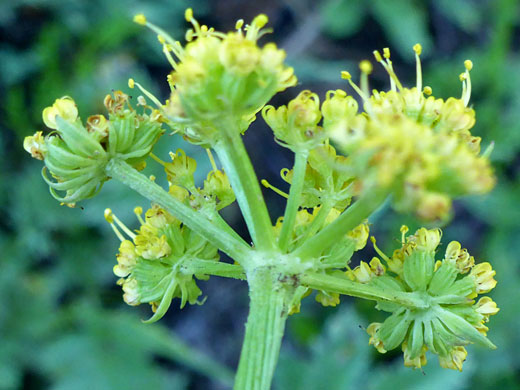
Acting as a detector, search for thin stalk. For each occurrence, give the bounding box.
[234,268,290,390]
[214,130,276,252]
[106,159,251,261]
[300,272,427,309]
[278,151,308,252]
[189,259,246,280]
[292,189,387,259]
[300,200,333,243]
[203,208,251,250]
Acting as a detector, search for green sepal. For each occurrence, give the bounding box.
[408,320,424,359]
[142,275,178,324]
[403,250,434,291]
[379,310,412,350]
[435,306,496,349]
[428,261,458,296]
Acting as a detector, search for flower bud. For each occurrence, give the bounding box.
[263,90,323,151]
[26,93,163,205]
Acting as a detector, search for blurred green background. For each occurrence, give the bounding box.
[1,0,519,389]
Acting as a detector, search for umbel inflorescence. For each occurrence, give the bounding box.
[25,8,498,387]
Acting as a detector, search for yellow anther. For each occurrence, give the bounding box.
[459,73,467,82]
[133,14,147,26]
[201,25,208,33]
[464,59,473,71]
[185,29,194,41]
[383,48,390,59]
[128,78,135,89]
[341,71,352,80]
[149,175,156,182]
[373,50,383,62]
[423,86,432,95]
[253,14,269,29]
[157,35,166,44]
[185,8,193,22]
[104,208,114,223]
[360,60,373,74]
[413,43,422,55]
[235,19,244,30]
[134,206,143,216]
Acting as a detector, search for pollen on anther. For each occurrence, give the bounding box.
[464,60,473,71]
[360,60,373,74]
[185,8,193,22]
[413,43,422,55]
[373,50,383,62]
[133,14,147,25]
[423,86,432,95]
[383,48,391,59]
[341,71,352,80]
[235,19,244,30]
[104,208,114,223]
[128,78,135,89]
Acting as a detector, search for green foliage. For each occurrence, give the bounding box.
[3,0,520,388]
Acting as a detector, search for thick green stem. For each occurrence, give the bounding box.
[106,159,251,261]
[278,151,308,252]
[189,259,245,280]
[214,130,276,252]
[234,268,290,390]
[292,189,388,259]
[300,272,427,309]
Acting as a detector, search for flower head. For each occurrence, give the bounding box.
[24,94,164,205]
[366,226,498,370]
[135,9,296,144]
[105,206,219,322]
[324,45,495,221]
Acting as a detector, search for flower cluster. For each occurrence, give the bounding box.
[262,90,324,151]
[105,205,219,323]
[156,148,235,212]
[23,93,163,205]
[134,10,296,146]
[364,226,498,370]
[280,144,354,212]
[321,46,495,220]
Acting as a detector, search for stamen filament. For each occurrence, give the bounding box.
[133,206,146,226]
[413,44,423,92]
[206,148,218,172]
[149,152,166,166]
[370,236,391,262]
[261,179,289,198]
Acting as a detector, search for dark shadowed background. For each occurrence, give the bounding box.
[1,0,519,389]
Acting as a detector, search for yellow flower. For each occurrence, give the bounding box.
[122,278,140,306]
[326,45,495,221]
[475,297,500,321]
[471,262,497,294]
[444,241,474,273]
[439,347,467,371]
[114,240,138,278]
[23,131,47,160]
[347,257,385,283]
[134,225,171,260]
[42,96,78,129]
[403,341,428,369]
[367,322,386,353]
